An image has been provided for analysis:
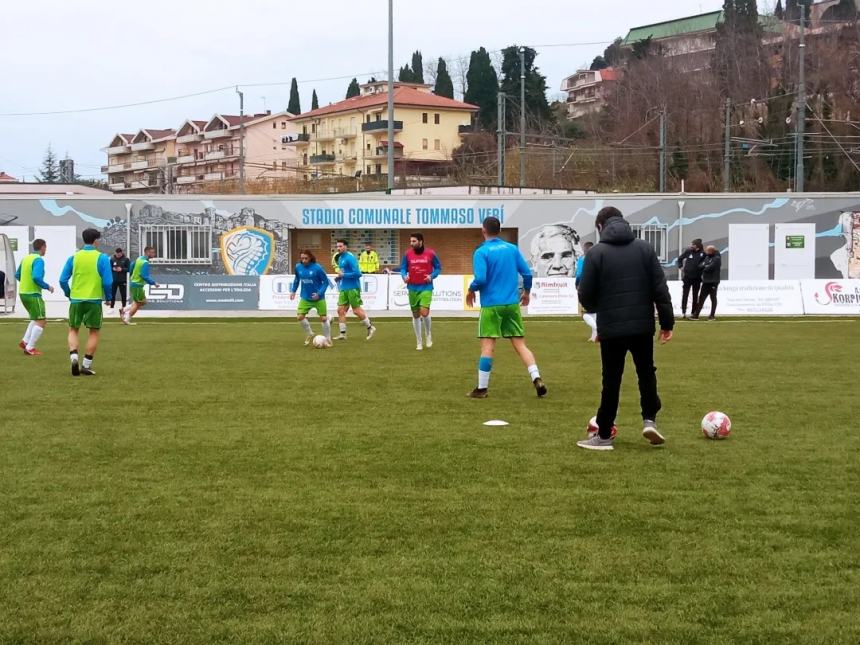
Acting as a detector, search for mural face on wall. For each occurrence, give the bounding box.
[528,224,583,278]
[831,211,860,279]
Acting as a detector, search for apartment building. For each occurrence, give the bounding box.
[288,81,478,180]
[560,68,618,119]
[103,111,299,193]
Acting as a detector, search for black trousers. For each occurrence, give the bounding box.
[110,282,128,308]
[596,335,661,439]
[681,280,701,314]
[694,283,718,318]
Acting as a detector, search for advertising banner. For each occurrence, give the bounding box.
[146,275,259,310]
[800,280,860,315]
[388,274,469,312]
[528,277,579,315]
[668,280,804,315]
[260,274,388,311]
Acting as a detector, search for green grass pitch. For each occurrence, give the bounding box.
[1,316,859,644]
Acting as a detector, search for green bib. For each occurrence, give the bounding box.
[130,256,148,285]
[70,249,104,301]
[18,253,42,295]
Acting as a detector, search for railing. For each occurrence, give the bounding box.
[203,129,231,139]
[282,133,310,144]
[333,128,358,138]
[361,120,403,133]
[310,154,336,164]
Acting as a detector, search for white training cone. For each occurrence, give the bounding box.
[483,420,510,426]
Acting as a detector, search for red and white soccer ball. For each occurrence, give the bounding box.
[587,416,618,440]
[312,335,330,349]
[701,411,732,440]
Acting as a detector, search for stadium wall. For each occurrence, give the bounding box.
[0,193,858,283]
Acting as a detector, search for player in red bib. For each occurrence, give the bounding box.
[399,232,442,350]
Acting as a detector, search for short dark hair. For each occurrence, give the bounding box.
[410,232,424,242]
[82,228,101,244]
[692,238,703,248]
[115,247,123,253]
[144,246,154,253]
[583,241,594,250]
[33,239,46,251]
[595,206,623,230]
[482,216,501,235]
[300,249,317,263]
[336,239,348,246]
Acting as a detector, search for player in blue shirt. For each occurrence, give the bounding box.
[466,216,546,399]
[576,241,598,342]
[333,239,376,341]
[289,250,334,346]
[15,238,54,356]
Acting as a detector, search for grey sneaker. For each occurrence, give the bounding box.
[642,420,665,446]
[577,434,614,451]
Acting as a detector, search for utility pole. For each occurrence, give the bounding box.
[497,92,506,186]
[519,47,526,189]
[723,97,732,192]
[795,8,806,192]
[237,87,245,193]
[658,108,667,192]
[387,0,395,193]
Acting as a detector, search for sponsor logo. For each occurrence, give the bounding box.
[814,281,860,307]
[146,284,185,301]
[220,226,274,276]
[271,277,292,295]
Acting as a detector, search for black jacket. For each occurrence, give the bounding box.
[577,216,674,339]
[677,247,705,282]
[699,253,722,284]
[111,256,131,284]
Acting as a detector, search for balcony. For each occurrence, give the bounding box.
[282,133,310,145]
[204,172,224,181]
[368,147,403,160]
[176,154,196,164]
[361,120,403,134]
[106,163,127,173]
[458,124,477,135]
[176,133,203,144]
[100,165,109,173]
[130,142,155,151]
[131,160,148,170]
[176,176,197,185]
[109,182,125,191]
[310,153,336,165]
[205,150,226,161]
[334,128,358,139]
[106,144,130,155]
[203,129,231,140]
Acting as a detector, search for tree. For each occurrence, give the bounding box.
[288,78,301,115]
[785,0,812,24]
[311,89,319,111]
[590,56,608,71]
[346,78,360,98]
[38,144,59,183]
[398,65,415,82]
[603,37,625,67]
[465,47,499,130]
[434,58,454,98]
[631,36,654,60]
[775,0,784,19]
[714,0,766,99]
[411,51,424,84]
[499,45,552,130]
[669,142,689,181]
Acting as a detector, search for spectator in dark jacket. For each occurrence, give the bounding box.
[577,206,675,451]
[677,238,705,319]
[691,246,721,320]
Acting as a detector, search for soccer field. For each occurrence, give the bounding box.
[1,316,859,643]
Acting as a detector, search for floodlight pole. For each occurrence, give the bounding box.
[387,0,395,193]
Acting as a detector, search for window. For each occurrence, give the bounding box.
[366,165,371,174]
[422,112,428,123]
[631,224,669,262]
[272,122,277,129]
[281,122,287,129]
[434,139,441,151]
[367,143,371,151]
[422,138,428,150]
[434,113,440,124]
[311,124,316,133]
[375,163,382,175]
[281,161,287,170]
[139,225,212,265]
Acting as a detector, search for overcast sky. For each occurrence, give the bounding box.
[0,0,728,181]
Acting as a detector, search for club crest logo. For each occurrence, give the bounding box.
[220,226,274,275]
[815,281,842,306]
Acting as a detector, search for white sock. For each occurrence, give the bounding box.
[412,318,423,342]
[322,320,331,339]
[70,351,79,364]
[300,319,312,335]
[527,364,541,381]
[422,315,432,336]
[363,317,372,329]
[26,325,44,351]
[478,370,491,389]
[82,355,93,369]
[339,323,347,335]
[23,321,35,344]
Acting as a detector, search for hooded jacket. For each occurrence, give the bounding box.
[577,215,674,339]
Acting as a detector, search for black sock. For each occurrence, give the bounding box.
[85,354,93,361]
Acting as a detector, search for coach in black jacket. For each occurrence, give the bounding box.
[577,206,675,451]
[677,239,705,318]
[691,246,721,320]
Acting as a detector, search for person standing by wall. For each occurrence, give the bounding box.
[691,246,721,321]
[109,247,130,313]
[576,207,674,451]
[358,243,380,275]
[677,238,705,320]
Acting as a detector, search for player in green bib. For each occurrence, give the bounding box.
[123,246,158,324]
[59,228,113,376]
[14,238,54,356]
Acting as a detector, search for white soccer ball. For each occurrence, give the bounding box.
[312,335,329,349]
[701,411,732,440]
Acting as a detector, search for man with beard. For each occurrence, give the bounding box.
[399,232,442,351]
